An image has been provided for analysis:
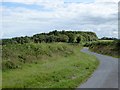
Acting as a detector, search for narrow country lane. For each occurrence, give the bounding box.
[77,47,118,88]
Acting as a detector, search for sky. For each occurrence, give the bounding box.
[0,0,119,39]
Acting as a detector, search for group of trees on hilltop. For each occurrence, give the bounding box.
[2,30,98,45]
[32,34,69,43]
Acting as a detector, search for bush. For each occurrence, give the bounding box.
[2,43,76,70]
[88,40,120,58]
[2,60,18,70]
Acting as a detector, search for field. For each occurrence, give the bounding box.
[98,40,114,42]
[2,43,99,88]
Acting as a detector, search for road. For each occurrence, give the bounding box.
[77,47,118,88]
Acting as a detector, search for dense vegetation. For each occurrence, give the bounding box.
[2,30,99,88]
[100,37,117,40]
[84,40,120,58]
[2,43,75,70]
[2,30,98,71]
[2,43,99,88]
[2,30,98,45]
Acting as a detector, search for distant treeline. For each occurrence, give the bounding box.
[2,30,98,45]
[100,37,118,40]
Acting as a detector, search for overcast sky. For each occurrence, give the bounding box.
[0,0,119,38]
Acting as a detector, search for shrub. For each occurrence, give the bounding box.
[2,60,18,70]
[2,43,76,70]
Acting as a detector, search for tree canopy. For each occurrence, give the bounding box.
[2,30,98,45]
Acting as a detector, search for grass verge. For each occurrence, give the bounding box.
[88,40,120,58]
[2,43,99,88]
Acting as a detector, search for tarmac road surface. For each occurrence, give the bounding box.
[77,47,118,88]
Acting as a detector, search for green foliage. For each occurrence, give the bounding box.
[2,30,98,45]
[2,44,99,88]
[2,60,18,69]
[100,37,117,40]
[67,33,76,43]
[84,40,120,58]
[76,36,81,43]
[57,34,69,42]
[2,43,75,70]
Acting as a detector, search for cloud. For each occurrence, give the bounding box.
[95,0,119,3]
[1,0,119,38]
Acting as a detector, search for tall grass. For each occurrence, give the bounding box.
[2,43,99,88]
[2,43,75,70]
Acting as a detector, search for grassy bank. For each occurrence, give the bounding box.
[2,43,99,88]
[85,40,120,58]
[2,43,77,70]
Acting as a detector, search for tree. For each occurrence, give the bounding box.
[2,30,98,45]
[46,35,57,43]
[23,36,31,43]
[76,36,81,43]
[34,38,39,43]
[57,35,69,42]
[67,33,76,43]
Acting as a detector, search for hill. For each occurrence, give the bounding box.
[2,30,98,45]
